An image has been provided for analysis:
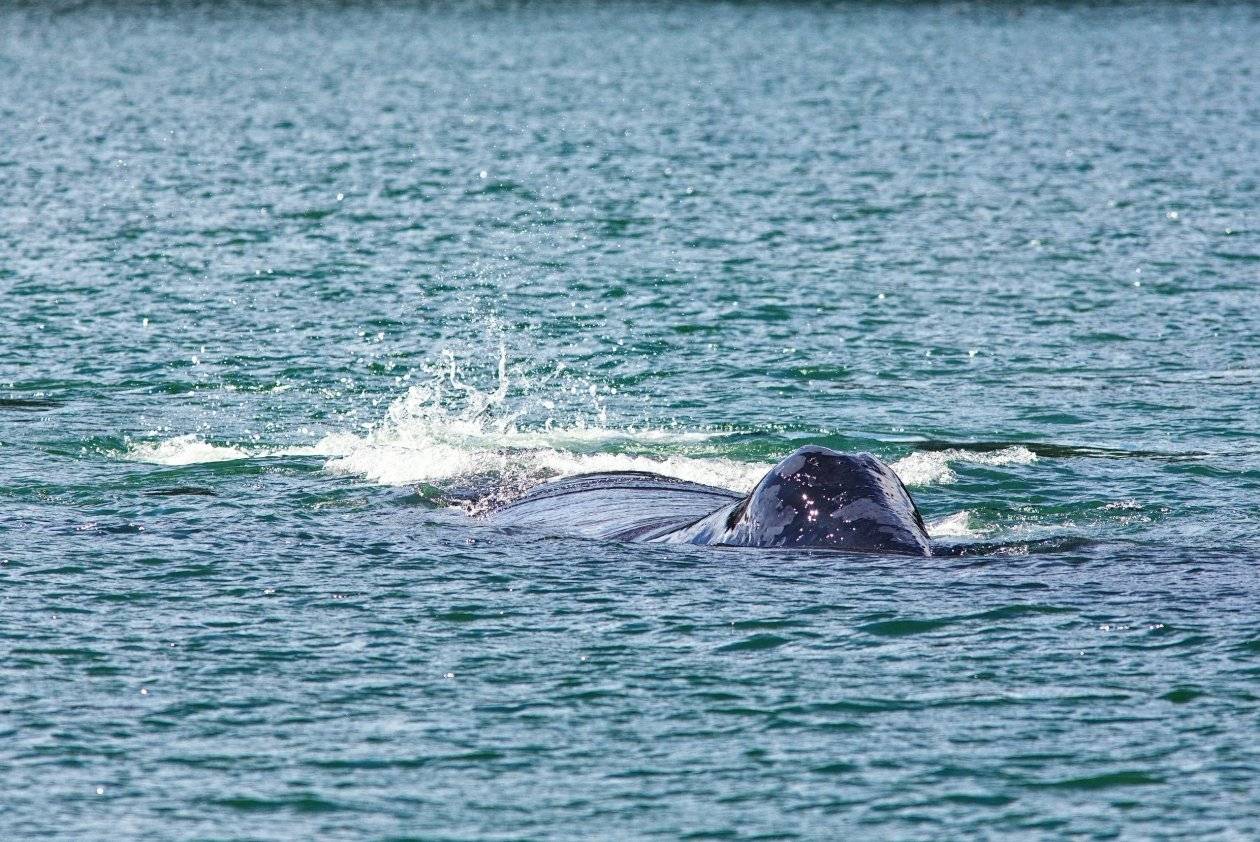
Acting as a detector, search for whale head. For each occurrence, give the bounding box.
[659,445,932,555]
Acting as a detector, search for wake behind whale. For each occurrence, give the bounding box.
[484,445,933,555]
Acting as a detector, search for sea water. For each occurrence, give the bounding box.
[3,2,1259,838]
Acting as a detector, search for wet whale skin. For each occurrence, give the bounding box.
[487,446,932,556]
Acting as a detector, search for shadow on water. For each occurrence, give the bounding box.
[479,518,1106,562]
[931,534,1101,558]
[900,438,1216,463]
[142,486,218,497]
[0,397,64,411]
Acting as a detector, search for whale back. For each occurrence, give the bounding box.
[654,446,931,555]
[484,471,742,542]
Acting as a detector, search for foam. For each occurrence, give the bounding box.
[304,348,753,493]
[122,350,1037,502]
[890,446,1037,486]
[125,429,1036,499]
[124,347,751,495]
[314,379,759,492]
[125,434,253,465]
[926,510,985,538]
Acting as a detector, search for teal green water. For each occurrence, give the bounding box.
[4,1,1260,838]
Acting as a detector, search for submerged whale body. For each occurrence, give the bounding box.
[485,445,932,555]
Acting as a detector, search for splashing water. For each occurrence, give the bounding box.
[318,346,760,497]
[122,349,1041,505]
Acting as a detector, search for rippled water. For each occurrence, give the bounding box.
[3,1,1260,838]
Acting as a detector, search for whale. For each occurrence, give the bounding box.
[484,445,932,555]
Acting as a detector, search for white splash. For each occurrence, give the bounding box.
[926,510,985,538]
[124,346,754,497]
[122,345,1037,502]
[317,364,758,492]
[890,446,1037,486]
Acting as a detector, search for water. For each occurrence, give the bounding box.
[3,1,1259,837]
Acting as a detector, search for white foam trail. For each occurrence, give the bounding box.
[121,422,747,491]
[125,434,252,465]
[121,347,1037,502]
[123,433,342,466]
[323,442,765,491]
[125,427,1036,499]
[891,446,1037,486]
[316,385,760,491]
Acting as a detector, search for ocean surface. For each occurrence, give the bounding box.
[3,1,1259,838]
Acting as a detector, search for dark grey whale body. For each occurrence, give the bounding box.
[486,445,932,555]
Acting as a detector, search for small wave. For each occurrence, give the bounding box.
[859,617,953,637]
[122,346,757,497]
[125,434,253,465]
[120,422,759,495]
[121,347,1036,503]
[124,433,1036,504]
[322,435,766,495]
[891,445,1037,486]
[123,433,336,466]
